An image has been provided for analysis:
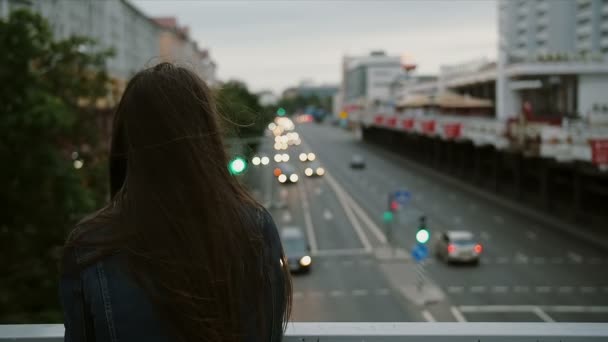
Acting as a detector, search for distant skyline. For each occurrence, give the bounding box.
[132,1,497,93]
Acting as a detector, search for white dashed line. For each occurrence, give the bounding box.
[558,286,573,294]
[447,286,465,294]
[322,209,333,220]
[568,252,583,263]
[310,291,324,298]
[514,253,528,264]
[352,289,368,296]
[450,307,467,322]
[329,290,345,297]
[422,310,436,322]
[493,215,504,224]
[492,286,509,294]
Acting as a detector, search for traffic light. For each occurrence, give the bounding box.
[228,156,247,175]
[415,216,430,244]
[382,211,393,223]
[276,107,286,116]
[390,200,399,212]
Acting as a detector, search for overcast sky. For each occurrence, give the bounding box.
[132,1,497,93]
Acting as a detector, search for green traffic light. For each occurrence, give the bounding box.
[382,211,393,222]
[277,107,286,116]
[416,228,430,244]
[228,156,247,175]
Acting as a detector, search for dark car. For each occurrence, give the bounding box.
[350,154,365,169]
[280,227,312,273]
[277,163,299,184]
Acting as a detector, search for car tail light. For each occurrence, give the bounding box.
[447,244,455,254]
[474,244,483,254]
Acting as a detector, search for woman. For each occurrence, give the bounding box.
[60,62,292,342]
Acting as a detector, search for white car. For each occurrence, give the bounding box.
[434,231,482,265]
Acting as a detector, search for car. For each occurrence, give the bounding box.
[304,161,325,177]
[433,231,482,265]
[280,227,312,273]
[276,163,299,184]
[350,154,365,169]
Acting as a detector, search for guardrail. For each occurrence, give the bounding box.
[2,323,608,341]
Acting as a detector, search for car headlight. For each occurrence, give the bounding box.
[299,255,312,267]
[289,174,299,182]
[316,167,325,176]
[305,168,313,176]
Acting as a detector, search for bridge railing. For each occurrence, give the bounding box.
[2,323,608,341]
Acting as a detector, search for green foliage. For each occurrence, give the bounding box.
[276,93,332,115]
[215,80,273,139]
[0,9,113,323]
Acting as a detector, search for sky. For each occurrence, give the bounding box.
[132,1,497,94]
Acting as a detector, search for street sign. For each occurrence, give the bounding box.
[412,243,428,262]
[393,190,411,205]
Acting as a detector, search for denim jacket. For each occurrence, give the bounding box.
[59,209,286,342]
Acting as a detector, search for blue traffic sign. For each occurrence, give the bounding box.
[394,190,411,205]
[412,243,429,262]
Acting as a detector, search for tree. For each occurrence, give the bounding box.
[0,9,113,322]
[214,80,274,158]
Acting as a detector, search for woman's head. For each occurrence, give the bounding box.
[76,63,290,341]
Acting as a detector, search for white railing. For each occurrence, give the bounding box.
[2,323,608,341]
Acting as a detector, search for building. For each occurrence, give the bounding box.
[153,17,217,85]
[1,0,217,89]
[497,0,608,120]
[340,51,404,122]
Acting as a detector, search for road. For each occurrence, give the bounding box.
[246,121,608,323]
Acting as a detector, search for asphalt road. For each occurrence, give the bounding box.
[246,121,608,323]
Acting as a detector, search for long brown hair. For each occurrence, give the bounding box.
[65,63,291,341]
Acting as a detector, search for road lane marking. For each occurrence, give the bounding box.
[460,305,608,314]
[551,257,564,264]
[450,307,467,322]
[329,290,345,297]
[491,286,509,294]
[322,209,333,220]
[422,310,436,322]
[324,172,374,251]
[352,289,368,296]
[558,286,573,294]
[296,182,319,253]
[525,231,537,240]
[470,286,486,293]
[447,286,464,294]
[514,252,528,264]
[314,248,369,256]
[282,211,292,223]
[568,251,583,263]
[493,215,504,224]
[533,306,555,322]
[325,172,387,244]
